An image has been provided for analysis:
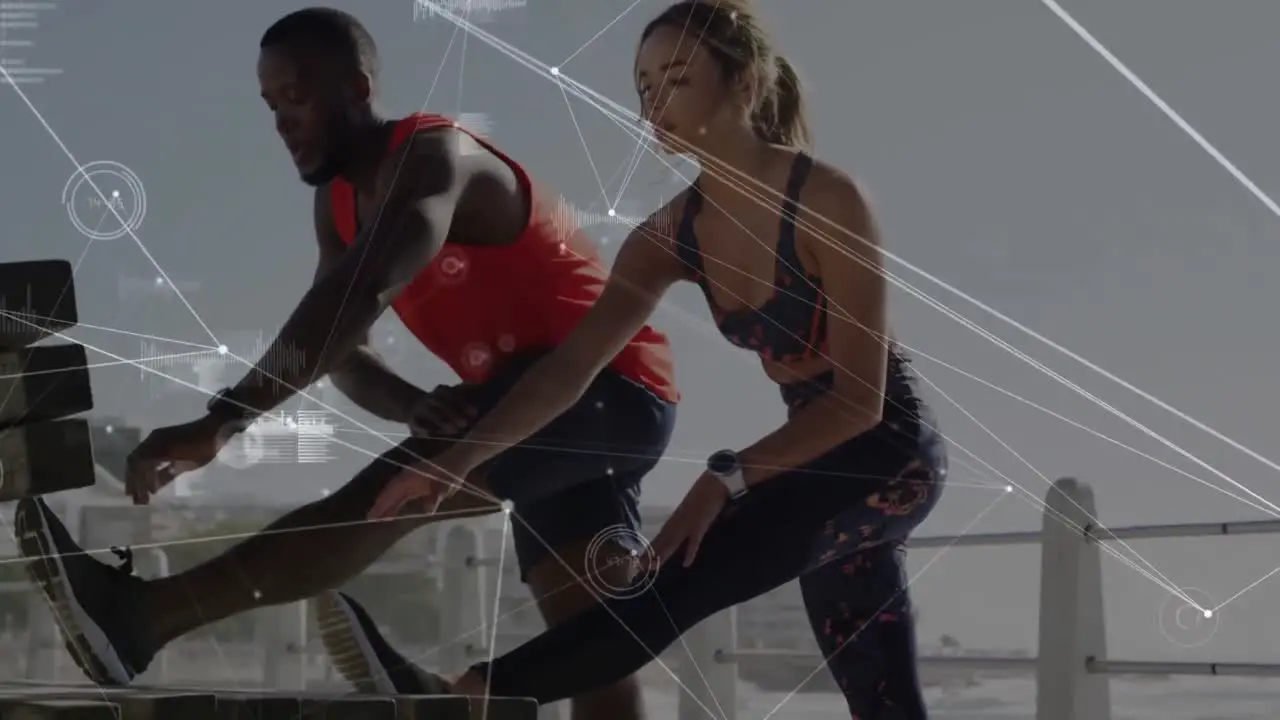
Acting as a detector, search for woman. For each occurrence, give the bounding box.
[341,1,945,716]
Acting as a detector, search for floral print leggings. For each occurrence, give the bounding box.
[472,408,945,719]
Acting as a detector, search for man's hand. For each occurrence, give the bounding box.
[409,384,478,438]
[124,415,234,505]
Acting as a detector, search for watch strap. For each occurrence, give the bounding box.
[207,388,256,427]
[708,449,748,498]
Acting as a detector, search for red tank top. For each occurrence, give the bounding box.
[329,113,679,403]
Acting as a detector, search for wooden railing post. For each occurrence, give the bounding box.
[440,524,486,672]
[678,607,737,720]
[1036,477,1110,720]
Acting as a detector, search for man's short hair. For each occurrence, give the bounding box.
[260,7,379,78]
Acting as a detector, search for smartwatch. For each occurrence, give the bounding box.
[206,387,257,433]
[706,449,748,499]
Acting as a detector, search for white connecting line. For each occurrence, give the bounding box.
[414,0,1280,625]
[411,2,1280,711]
[0,65,220,348]
[1038,0,1280,615]
[0,28,722,709]
[3,3,1276,712]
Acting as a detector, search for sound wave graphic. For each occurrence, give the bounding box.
[413,0,525,23]
[547,196,677,243]
[137,332,308,388]
[0,287,56,337]
[135,343,223,370]
[457,112,492,137]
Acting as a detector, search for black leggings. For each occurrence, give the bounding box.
[470,410,945,718]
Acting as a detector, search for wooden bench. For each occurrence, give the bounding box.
[0,260,79,350]
[0,260,98,501]
[0,689,539,719]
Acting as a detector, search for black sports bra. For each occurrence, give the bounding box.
[674,153,917,414]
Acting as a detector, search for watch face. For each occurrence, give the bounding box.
[707,450,738,476]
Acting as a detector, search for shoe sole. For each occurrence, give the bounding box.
[312,590,397,694]
[15,499,132,685]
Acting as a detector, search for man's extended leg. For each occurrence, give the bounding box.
[309,534,647,714]
[311,470,656,716]
[141,438,501,646]
[14,435,500,685]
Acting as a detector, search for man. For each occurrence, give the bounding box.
[15,8,677,719]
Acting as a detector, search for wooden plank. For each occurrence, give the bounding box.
[0,689,537,720]
[116,692,218,720]
[391,695,471,720]
[0,691,217,720]
[211,693,304,720]
[470,696,539,720]
[298,696,396,719]
[0,419,96,501]
[0,260,79,349]
[390,695,538,720]
[0,344,94,428]
[6,699,120,720]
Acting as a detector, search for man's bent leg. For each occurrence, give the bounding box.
[143,436,501,648]
[525,536,646,720]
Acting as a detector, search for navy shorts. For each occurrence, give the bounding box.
[419,353,675,581]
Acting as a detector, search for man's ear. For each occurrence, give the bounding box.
[351,70,373,104]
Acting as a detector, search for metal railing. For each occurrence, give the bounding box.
[4,478,1279,720]
[453,477,1280,720]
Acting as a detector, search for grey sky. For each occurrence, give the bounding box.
[4,0,1280,658]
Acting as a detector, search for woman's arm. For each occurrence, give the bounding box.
[738,168,890,488]
[438,215,686,472]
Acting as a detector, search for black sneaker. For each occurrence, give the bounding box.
[312,590,450,694]
[14,498,154,686]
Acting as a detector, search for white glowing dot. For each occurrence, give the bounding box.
[558,243,567,254]
[551,67,560,76]
[217,345,228,355]
[607,208,616,217]
[252,590,262,600]
[606,467,614,476]
[321,488,330,496]
[501,499,514,513]
[104,425,114,433]
[112,190,120,198]
[1004,485,1013,493]
[594,401,604,410]
[1203,610,1213,618]
[154,276,164,286]
[629,549,638,556]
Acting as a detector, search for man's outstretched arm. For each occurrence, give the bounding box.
[310,184,430,424]
[222,128,463,419]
